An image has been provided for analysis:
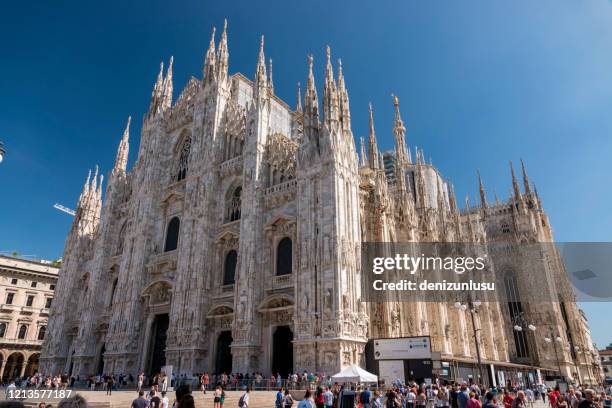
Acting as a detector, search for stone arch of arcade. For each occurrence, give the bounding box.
[0,350,40,381]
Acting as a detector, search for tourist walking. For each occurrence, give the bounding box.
[214,385,223,408]
[137,372,144,393]
[161,391,169,408]
[276,388,285,408]
[284,389,295,408]
[162,374,168,392]
[298,390,315,408]
[106,375,115,395]
[467,392,481,408]
[131,390,148,408]
[239,386,251,408]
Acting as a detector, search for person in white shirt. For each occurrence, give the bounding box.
[5,381,17,399]
[324,387,334,408]
[161,391,169,408]
[240,387,251,408]
[407,389,417,408]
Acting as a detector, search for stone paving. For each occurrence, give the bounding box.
[0,389,554,408]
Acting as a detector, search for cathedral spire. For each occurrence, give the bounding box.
[304,54,320,132]
[368,103,380,169]
[217,19,229,82]
[477,169,488,209]
[520,158,532,195]
[148,61,164,116]
[78,169,92,207]
[254,35,267,94]
[161,56,173,110]
[97,174,104,199]
[337,59,351,131]
[203,26,217,83]
[113,116,131,174]
[392,94,409,167]
[296,82,302,112]
[323,46,338,126]
[534,185,542,208]
[154,61,164,97]
[436,176,444,206]
[465,195,476,241]
[510,161,522,199]
[90,165,99,195]
[448,183,458,213]
[360,136,367,167]
[268,58,274,95]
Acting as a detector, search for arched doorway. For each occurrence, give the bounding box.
[215,331,233,375]
[149,314,169,376]
[96,345,106,375]
[272,326,293,377]
[3,353,24,381]
[25,354,40,377]
[68,350,75,376]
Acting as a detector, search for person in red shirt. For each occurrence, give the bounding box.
[504,391,515,408]
[549,390,558,408]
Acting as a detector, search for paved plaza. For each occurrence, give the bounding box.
[0,389,553,408]
[0,389,275,408]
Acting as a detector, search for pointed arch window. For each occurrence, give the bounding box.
[18,324,28,339]
[226,187,242,222]
[38,326,46,341]
[115,223,127,255]
[177,136,191,181]
[223,250,238,285]
[109,278,118,307]
[504,273,530,358]
[164,217,180,252]
[276,237,292,276]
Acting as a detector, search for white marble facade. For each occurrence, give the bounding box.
[40,22,598,383]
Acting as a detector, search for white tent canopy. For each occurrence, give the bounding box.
[331,364,378,383]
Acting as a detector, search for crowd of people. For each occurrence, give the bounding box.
[3,370,612,408]
[280,382,612,408]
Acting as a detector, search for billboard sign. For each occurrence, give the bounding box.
[373,337,432,360]
[379,360,405,385]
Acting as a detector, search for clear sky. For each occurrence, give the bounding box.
[0,0,611,346]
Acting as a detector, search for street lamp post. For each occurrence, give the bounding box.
[454,297,484,386]
[512,312,537,386]
[544,329,564,381]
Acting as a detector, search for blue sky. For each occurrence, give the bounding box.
[0,0,611,346]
